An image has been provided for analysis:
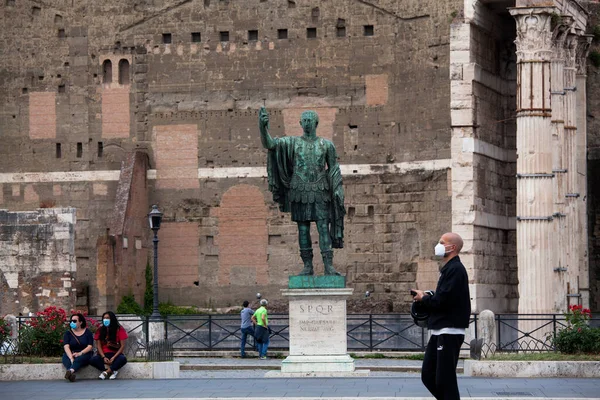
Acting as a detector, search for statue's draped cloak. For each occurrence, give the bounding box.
[267,136,345,248]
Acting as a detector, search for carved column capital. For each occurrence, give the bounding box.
[510,7,556,62]
[551,16,574,62]
[564,33,579,69]
[576,34,593,75]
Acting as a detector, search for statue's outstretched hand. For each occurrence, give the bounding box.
[259,107,269,129]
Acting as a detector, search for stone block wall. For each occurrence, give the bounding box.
[450,1,518,312]
[0,208,76,316]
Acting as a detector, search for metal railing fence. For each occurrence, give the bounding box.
[6,313,599,353]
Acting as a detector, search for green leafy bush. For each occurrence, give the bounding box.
[159,302,202,316]
[552,305,600,354]
[0,317,12,343]
[554,326,600,354]
[117,294,145,315]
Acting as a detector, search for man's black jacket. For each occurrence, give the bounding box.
[421,255,471,330]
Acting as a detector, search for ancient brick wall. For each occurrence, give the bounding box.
[0,208,76,316]
[0,0,465,313]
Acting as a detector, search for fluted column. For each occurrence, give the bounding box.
[550,21,571,312]
[562,33,579,310]
[575,35,593,309]
[510,8,556,315]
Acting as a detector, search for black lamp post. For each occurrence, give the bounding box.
[148,205,163,320]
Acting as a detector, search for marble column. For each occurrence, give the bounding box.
[550,21,571,312]
[563,34,579,309]
[510,8,556,315]
[575,35,593,309]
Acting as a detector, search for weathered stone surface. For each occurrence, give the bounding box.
[281,287,355,375]
[0,208,76,315]
[289,276,346,289]
[464,360,600,378]
[0,362,180,381]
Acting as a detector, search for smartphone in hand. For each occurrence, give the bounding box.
[410,290,417,297]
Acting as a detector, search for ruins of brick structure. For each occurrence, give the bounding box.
[0,0,599,316]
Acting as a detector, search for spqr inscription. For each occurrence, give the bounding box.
[299,304,334,315]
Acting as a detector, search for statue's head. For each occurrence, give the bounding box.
[299,110,319,137]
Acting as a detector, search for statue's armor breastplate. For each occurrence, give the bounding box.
[290,137,330,203]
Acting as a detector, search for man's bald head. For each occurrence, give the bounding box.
[440,232,463,254]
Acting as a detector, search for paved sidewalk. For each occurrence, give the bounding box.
[1,376,600,399]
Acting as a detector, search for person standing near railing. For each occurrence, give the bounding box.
[240,300,255,358]
[252,299,270,360]
[412,232,471,400]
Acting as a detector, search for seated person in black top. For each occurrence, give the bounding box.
[62,313,94,382]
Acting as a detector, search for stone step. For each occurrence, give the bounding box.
[179,363,464,374]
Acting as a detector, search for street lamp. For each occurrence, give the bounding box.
[148,205,163,320]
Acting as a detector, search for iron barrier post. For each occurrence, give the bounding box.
[145,315,149,348]
[209,315,212,350]
[369,315,373,351]
[497,314,502,351]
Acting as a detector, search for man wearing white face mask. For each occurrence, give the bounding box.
[411,232,470,400]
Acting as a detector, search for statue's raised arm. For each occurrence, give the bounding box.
[259,107,276,150]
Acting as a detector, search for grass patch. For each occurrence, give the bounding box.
[487,353,600,362]
[401,353,425,360]
[361,353,387,359]
[349,352,425,360]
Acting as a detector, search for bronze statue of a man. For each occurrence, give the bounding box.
[259,107,345,276]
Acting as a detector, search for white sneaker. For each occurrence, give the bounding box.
[109,370,119,380]
[99,371,108,380]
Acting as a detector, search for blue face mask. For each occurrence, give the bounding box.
[70,322,77,329]
[103,319,110,327]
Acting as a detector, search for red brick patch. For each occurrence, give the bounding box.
[29,92,56,139]
[154,124,199,189]
[216,185,269,286]
[158,222,200,288]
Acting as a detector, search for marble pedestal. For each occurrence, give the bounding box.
[271,286,367,377]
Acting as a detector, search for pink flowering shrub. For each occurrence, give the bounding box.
[552,305,600,354]
[18,306,99,356]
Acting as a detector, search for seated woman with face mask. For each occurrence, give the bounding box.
[89,311,128,380]
[62,313,94,382]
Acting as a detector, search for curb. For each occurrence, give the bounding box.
[179,364,464,373]
[174,351,427,358]
[76,397,599,400]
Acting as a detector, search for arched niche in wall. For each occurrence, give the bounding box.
[118,59,130,85]
[102,59,113,84]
